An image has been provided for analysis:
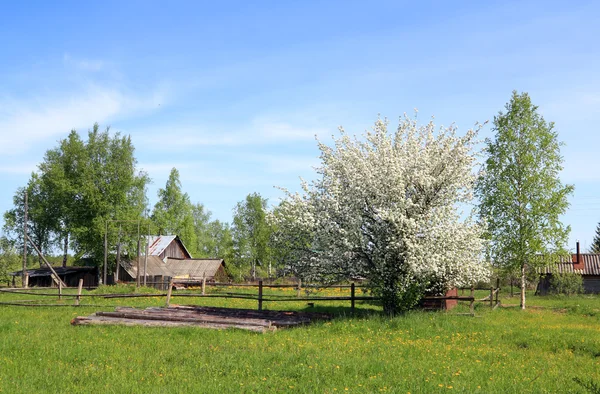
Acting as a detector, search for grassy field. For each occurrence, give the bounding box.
[0,286,599,393]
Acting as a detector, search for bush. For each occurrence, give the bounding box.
[549,272,583,295]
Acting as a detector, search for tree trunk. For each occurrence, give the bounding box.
[62,233,69,268]
[520,264,526,310]
[381,275,400,316]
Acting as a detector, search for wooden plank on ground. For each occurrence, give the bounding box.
[72,305,330,332]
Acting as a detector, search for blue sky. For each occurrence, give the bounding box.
[1,1,599,251]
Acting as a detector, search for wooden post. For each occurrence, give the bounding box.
[136,221,141,288]
[490,287,493,308]
[115,235,121,283]
[495,278,500,306]
[143,226,149,287]
[201,275,206,296]
[24,272,29,289]
[166,279,174,307]
[75,279,84,306]
[22,191,28,288]
[351,282,355,313]
[25,234,66,288]
[103,225,108,285]
[469,286,475,315]
[58,281,63,300]
[258,280,263,311]
[296,278,301,298]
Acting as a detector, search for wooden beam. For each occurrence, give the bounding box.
[25,234,67,288]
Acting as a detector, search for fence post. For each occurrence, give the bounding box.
[351,282,355,313]
[24,273,29,288]
[58,281,63,300]
[296,278,301,298]
[495,278,500,307]
[470,286,474,315]
[258,280,263,311]
[202,275,206,296]
[166,278,174,307]
[490,287,493,309]
[75,279,83,306]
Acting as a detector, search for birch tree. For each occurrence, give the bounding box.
[476,91,573,310]
[272,115,489,314]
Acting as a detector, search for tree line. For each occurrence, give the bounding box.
[0,126,274,282]
[1,91,580,313]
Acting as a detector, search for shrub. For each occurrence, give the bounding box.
[549,272,583,295]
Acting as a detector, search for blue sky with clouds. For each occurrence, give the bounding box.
[1,0,599,251]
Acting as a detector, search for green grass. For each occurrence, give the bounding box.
[0,287,599,393]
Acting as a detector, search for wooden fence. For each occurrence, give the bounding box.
[1,279,501,315]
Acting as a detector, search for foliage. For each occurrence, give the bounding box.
[232,193,273,279]
[0,237,20,283]
[548,272,584,295]
[3,175,54,266]
[272,115,489,315]
[191,203,234,262]
[476,91,574,310]
[591,222,600,254]
[3,125,149,271]
[151,168,197,255]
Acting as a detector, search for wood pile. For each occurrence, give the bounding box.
[71,305,331,333]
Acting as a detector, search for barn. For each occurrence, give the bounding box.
[537,243,600,294]
[117,235,229,284]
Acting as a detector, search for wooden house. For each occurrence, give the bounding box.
[118,235,229,284]
[537,242,600,294]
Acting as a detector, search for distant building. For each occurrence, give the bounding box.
[117,235,229,284]
[11,266,98,288]
[537,243,600,294]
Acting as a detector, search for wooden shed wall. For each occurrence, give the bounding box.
[159,240,190,260]
[583,276,600,294]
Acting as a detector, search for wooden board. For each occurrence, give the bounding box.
[72,305,331,333]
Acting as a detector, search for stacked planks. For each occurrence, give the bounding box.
[71,305,331,333]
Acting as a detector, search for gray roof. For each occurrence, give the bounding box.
[121,257,225,279]
[539,254,600,276]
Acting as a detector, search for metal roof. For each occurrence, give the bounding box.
[121,258,225,279]
[539,254,600,276]
[146,235,193,259]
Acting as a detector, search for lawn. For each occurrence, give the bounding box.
[0,286,598,393]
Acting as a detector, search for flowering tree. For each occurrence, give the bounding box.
[271,115,489,314]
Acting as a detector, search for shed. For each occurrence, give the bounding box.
[116,235,229,285]
[10,266,98,288]
[537,243,600,294]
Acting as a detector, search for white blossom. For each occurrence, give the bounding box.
[272,115,490,313]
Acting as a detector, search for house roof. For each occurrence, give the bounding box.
[539,254,600,276]
[147,235,192,258]
[166,258,225,279]
[121,258,225,279]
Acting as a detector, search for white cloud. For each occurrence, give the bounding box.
[132,116,329,150]
[0,84,165,155]
[0,162,38,175]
